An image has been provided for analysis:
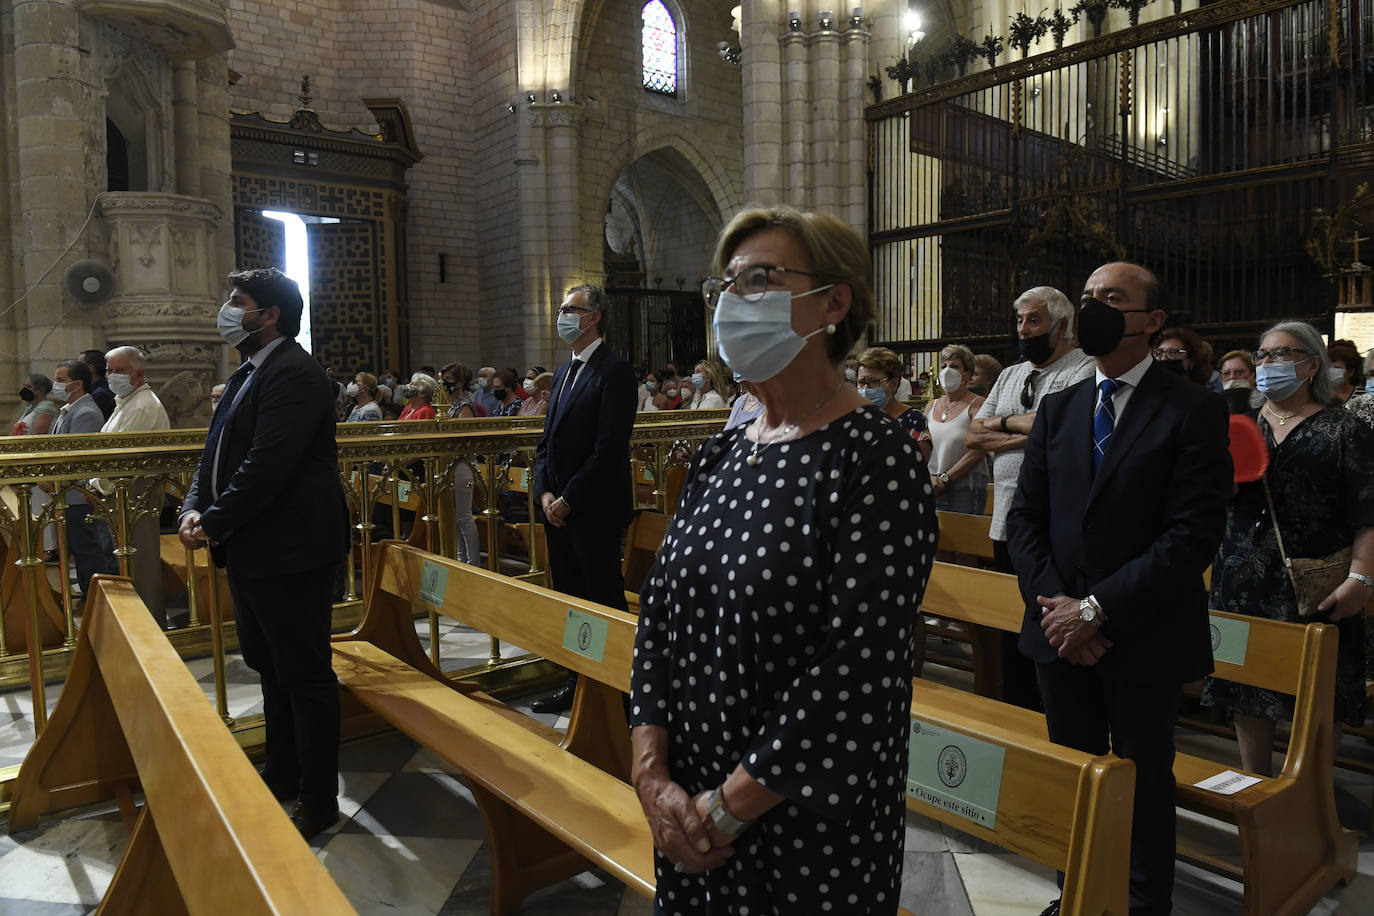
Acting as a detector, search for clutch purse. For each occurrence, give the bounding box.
[1262,475,1352,618]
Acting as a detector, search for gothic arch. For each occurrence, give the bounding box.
[582,126,742,282]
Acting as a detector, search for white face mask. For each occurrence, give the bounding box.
[523,379,536,393]
[107,372,135,398]
[1222,378,1251,390]
[711,286,834,382]
[51,380,70,401]
[217,303,263,348]
[844,366,857,381]
[345,382,360,397]
[939,366,964,393]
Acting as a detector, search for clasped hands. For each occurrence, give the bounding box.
[177,511,215,549]
[634,771,735,875]
[540,492,572,528]
[1038,594,1113,666]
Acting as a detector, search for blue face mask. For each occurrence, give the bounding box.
[644,381,657,393]
[691,373,706,390]
[859,385,889,409]
[712,287,834,382]
[1256,360,1307,402]
[557,311,585,344]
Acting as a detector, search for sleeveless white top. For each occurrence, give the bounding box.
[926,399,976,477]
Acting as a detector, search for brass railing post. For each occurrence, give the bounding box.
[16,484,48,733]
[53,497,76,648]
[482,458,503,664]
[342,462,360,603]
[423,456,442,668]
[203,550,232,724]
[112,482,134,579]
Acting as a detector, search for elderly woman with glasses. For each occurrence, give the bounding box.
[1204,320,1374,776]
[629,206,934,916]
[855,346,932,461]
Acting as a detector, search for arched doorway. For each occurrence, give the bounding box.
[230,99,422,375]
[601,148,719,373]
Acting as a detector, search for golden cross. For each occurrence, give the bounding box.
[1345,230,1370,267]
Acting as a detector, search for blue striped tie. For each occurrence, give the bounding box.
[1093,378,1124,473]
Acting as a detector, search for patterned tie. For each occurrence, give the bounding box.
[555,360,583,417]
[1092,378,1124,473]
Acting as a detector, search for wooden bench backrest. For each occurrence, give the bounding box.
[622,510,670,595]
[376,542,637,691]
[921,561,1024,632]
[12,576,355,914]
[935,511,996,559]
[908,685,1134,913]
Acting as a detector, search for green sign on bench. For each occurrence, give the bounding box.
[418,559,449,608]
[1208,613,1250,666]
[906,717,1006,828]
[562,608,609,662]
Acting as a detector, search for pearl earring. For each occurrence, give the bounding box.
[826,323,836,334]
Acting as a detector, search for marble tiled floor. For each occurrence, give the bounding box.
[1,622,1372,914]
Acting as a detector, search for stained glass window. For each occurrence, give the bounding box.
[642,0,678,95]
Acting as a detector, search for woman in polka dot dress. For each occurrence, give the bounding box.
[630,206,936,915]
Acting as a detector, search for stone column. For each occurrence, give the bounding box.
[12,0,98,372]
[515,106,556,368]
[197,57,235,295]
[100,192,224,427]
[172,61,201,197]
[741,0,785,202]
[782,24,808,202]
[842,18,871,231]
[810,20,843,213]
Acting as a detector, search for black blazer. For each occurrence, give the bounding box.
[184,339,350,575]
[1006,361,1232,683]
[533,341,638,530]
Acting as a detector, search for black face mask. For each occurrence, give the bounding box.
[1078,298,1149,356]
[1156,358,1187,377]
[1018,323,1058,365]
[443,380,457,393]
[18,387,34,402]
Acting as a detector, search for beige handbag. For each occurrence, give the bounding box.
[1261,475,1352,618]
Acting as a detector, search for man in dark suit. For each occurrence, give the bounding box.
[1007,262,1231,916]
[178,268,350,840]
[530,284,638,713]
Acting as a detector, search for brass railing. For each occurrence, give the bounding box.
[0,411,727,757]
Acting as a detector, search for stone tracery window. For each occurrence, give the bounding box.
[642,0,678,95]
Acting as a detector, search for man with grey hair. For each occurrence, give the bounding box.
[966,285,1094,709]
[96,345,171,623]
[473,365,499,415]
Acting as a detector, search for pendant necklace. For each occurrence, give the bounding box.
[746,380,846,467]
[941,391,969,422]
[1265,403,1297,427]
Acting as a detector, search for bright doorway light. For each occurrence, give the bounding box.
[261,210,312,354]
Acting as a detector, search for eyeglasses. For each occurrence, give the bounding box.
[856,377,894,390]
[1020,369,1042,410]
[557,304,590,317]
[1252,346,1310,363]
[1152,347,1189,360]
[701,265,822,308]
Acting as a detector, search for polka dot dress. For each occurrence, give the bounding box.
[630,405,936,915]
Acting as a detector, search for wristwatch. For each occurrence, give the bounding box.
[1348,572,1374,588]
[1078,597,1105,628]
[705,787,753,838]
[937,471,951,484]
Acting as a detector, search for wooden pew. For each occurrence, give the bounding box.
[899,699,1134,916]
[335,542,1134,914]
[8,574,354,915]
[935,510,995,562]
[332,541,642,914]
[917,561,1358,916]
[622,510,670,613]
[0,486,67,653]
[158,532,235,623]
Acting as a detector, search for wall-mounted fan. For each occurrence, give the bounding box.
[63,259,116,308]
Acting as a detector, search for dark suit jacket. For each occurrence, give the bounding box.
[533,341,637,530]
[183,339,349,575]
[1006,360,1232,683]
